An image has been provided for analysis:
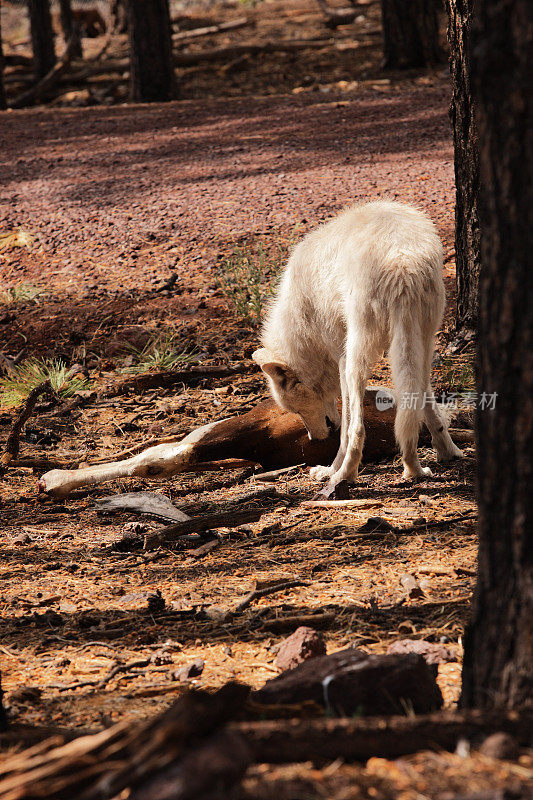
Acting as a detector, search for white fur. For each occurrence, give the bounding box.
[253,201,463,488]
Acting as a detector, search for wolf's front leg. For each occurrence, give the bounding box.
[324,350,367,489]
[309,357,349,482]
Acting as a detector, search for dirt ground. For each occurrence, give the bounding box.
[1,1,532,798]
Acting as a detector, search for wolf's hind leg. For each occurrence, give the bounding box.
[423,388,464,461]
[390,319,433,480]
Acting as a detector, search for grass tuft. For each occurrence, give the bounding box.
[216,231,300,326]
[0,283,43,305]
[120,332,199,374]
[0,359,91,409]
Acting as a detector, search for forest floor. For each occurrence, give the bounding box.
[1,1,532,798]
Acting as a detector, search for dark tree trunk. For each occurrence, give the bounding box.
[127,0,175,102]
[446,0,480,332]
[380,0,442,69]
[461,0,533,708]
[0,7,7,111]
[28,0,56,80]
[58,0,82,58]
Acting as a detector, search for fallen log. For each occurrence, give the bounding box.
[0,684,249,800]
[59,38,334,81]
[232,708,533,763]
[172,17,251,41]
[101,365,242,397]
[37,387,398,497]
[10,36,77,108]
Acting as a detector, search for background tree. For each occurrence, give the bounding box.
[58,0,82,59]
[461,0,532,708]
[0,6,7,110]
[380,0,442,69]
[446,0,480,332]
[127,0,175,102]
[28,0,56,80]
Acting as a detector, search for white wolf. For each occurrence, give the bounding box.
[253,201,463,489]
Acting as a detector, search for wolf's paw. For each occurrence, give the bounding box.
[436,444,464,463]
[309,464,334,482]
[402,465,434,481]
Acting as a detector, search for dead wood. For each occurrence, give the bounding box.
[231,708,533,763]
[0,380,54,467]
[101,365,242,397]
[95,491,190,523]
[132,729,251,800]
[173,17,251,41]
[10,36,78,109]
[60,38,333,81]
[142,506,272,550]
[0,683,249,800]
[233,579,310,613]
[316,0,357,28]
[261,612,336,632]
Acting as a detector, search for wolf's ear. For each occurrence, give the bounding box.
[252,348,274,368]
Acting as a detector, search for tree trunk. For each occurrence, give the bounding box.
[28,0,56,80]
[0,7,7,111]
[127,0,175,102]
[380,0,442,69]
[446,0,480,332]
[58,0,82,58]
[461,0,533,708]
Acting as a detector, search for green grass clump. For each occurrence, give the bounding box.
[120,332,199,374]
[216,232,300,326]
[0,283,43,305]
[440,355,475,392]
[0,358,91,409]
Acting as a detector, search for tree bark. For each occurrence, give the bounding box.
[446,0,480,331]
[58,0,82,58]
[28,0,56,80]
[127,0,175,102]
[380,0,442,69]
[0,7,7,111]
[461,0,533,708]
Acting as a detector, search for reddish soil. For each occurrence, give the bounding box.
[1,1,530,797]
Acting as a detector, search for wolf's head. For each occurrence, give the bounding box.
[252,347,338,440]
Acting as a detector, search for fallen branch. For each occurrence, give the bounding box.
[173,17,251,41]
[1,380,54,467]
[58,38,333,81]
[142,506,271,550]
[10,36,78,108]
[233,580,310,614]
[174,38,332,64]
[302,499,383,509]
[232,708,533,763]
[101,365,242,397]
